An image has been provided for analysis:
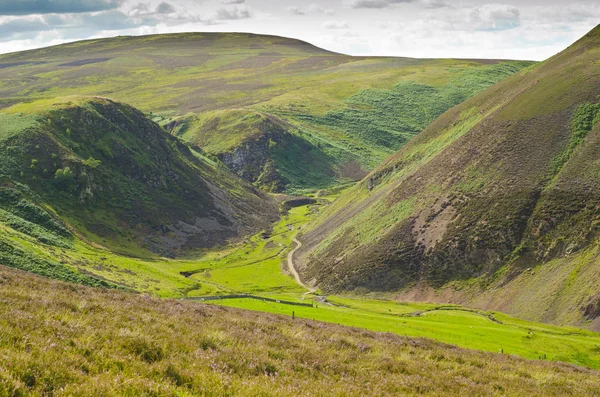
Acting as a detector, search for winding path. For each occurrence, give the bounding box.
[287,236,317,294]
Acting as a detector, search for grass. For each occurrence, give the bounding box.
[4,187,600,370]
[1,266,600,396]
[214,297,600,369]
[290,24,600,328]
[0,33,533,191]
[0,97,276,258]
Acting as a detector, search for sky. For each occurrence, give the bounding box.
[0,0,599,60]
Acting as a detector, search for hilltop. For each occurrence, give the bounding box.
[1,265,599,396]
[0,97,276,284]
[295,25,600,328]
[0,33,533,192]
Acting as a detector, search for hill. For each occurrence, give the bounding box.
[0,97,277,284]
[0,33,533,192]
[1,265,599,396]
[294,25,600,328]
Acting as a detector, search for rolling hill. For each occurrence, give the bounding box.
[0,96,277,284]
[0,33,532,192]
[294,25,600,328]
[1,265,599,396]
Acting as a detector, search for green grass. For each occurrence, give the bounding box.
[5,188,599,370]
[0,34,533,191]
[290,25,600,327]
[214,297,600,369]
[3,267,600,396]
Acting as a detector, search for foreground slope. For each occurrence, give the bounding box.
[295,25,600,327]
[1,266,599,397]
[0,33,532,191]
[0,97,276,269]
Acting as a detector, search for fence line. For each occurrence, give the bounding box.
[187,294,314,308]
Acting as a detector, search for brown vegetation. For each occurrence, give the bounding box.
[1,266,599,396]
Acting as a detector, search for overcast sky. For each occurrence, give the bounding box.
[0,0,598,60]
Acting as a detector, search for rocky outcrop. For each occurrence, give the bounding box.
[219,132,286,192]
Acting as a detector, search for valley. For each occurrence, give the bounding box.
[0,33,532,193]
[1,22,600,396]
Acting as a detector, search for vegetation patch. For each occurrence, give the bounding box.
[0,266,599,396]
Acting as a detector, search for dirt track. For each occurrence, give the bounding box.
[288,237,316,293]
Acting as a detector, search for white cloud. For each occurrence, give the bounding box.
[469,4,521,31]
[323,20,350,29]
[215,6,251,20]
[0,0,598,62]
[350,0,414,9]
[287,4,334,16]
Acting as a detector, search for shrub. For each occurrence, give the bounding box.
[54,167,75,190]
[82,157,101,169]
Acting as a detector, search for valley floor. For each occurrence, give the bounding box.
[13,191,600,370]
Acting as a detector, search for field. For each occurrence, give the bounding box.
[2,266,600,396]
[5,186,600,370]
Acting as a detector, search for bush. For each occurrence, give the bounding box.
[54,167,75,190]
[82,157,101,169]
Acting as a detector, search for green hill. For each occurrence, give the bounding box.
[295,25,600,328]
[1,266,599,396]
[0,33,532,192]
[0,97,277,283]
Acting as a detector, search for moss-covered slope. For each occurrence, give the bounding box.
[0,97,277,267]
[296,25,600,327]
[0,33,532,192]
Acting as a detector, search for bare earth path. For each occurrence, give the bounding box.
[288,236,317,295]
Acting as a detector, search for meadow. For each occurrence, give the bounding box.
[4,188,600,370]
[2,266,600,396]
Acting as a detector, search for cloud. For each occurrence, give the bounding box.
[221,0,245,4]
[0,18,52,39]
[351,0,389,9]
[287,6,305,15]
[155,2,176,14]
[0,0,123,16]
[420,0,448,9]
[79,10,159,31]
[470,4,521,31]
[350,0,413,9]
[323,20,350,29]
[287,4,334,16]
[215,6,251,20]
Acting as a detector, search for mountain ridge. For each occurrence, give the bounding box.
[0,32,533,192]
[295,24,600,327]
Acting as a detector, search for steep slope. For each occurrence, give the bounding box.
[1,266,599,396]
[0,33,533,192]
[0,97,277,271]
[295,25,600,327]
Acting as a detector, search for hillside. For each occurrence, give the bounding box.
[294,25,600,328]
[0,33,533,192]
[0,97,277,285]
[1,266,599,396]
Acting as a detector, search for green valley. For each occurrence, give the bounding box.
[1,22,600,397]
[0,33,532,192]
[295,24,600,330]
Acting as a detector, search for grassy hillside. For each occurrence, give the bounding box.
[0,33,532,192]
[0,97,277,282]
[6,191,599,369]
[295,25,600,327]
[1,266,600,396]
